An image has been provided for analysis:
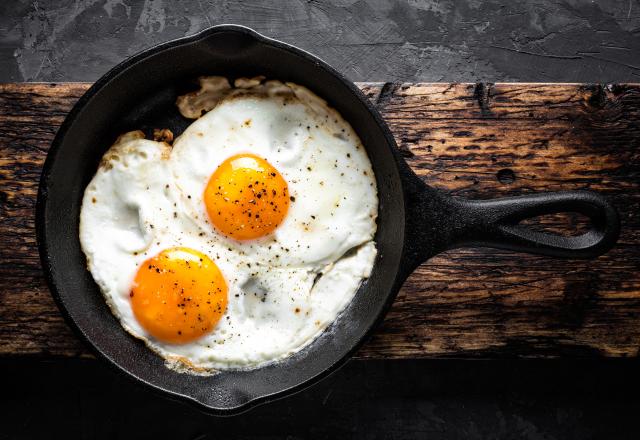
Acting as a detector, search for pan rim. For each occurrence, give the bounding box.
[36,24,408,414]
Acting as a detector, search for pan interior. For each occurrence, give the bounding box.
[39,27,406,412]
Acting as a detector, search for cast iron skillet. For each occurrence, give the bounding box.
[37,25,620,414]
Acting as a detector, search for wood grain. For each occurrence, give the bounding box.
[0,83,638,359]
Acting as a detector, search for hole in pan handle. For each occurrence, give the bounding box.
[400,168,620,275]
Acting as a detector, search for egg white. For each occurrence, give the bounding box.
[80,116,378,371]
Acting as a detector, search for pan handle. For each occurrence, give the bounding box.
[399,168,620,274]
[445,191,620,258]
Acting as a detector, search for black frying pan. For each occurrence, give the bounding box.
[36,25,620,414]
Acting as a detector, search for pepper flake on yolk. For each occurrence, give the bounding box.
[204,154,290,240]
[130,247,228,344]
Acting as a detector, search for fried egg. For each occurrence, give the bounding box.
[171,77,378,269]
[79,77,378,372]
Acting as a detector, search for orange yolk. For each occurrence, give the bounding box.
[204,154,290,240]
[130,247,227,344]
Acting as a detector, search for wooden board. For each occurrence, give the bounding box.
[0,83,639,359]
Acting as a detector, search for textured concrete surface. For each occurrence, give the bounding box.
[1,0,640,83]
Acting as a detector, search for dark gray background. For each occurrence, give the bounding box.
[1,1,640,439]
[1,0,639,83]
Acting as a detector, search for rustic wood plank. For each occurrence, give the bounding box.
[0,82,638,359]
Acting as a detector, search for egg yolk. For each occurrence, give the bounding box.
[204,154,290,240]
[130,247,227,344]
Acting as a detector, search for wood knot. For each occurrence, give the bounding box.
[473,82,494,117]
[561,272,600,328]
[496,168,516,184]
[376,82,401,107]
